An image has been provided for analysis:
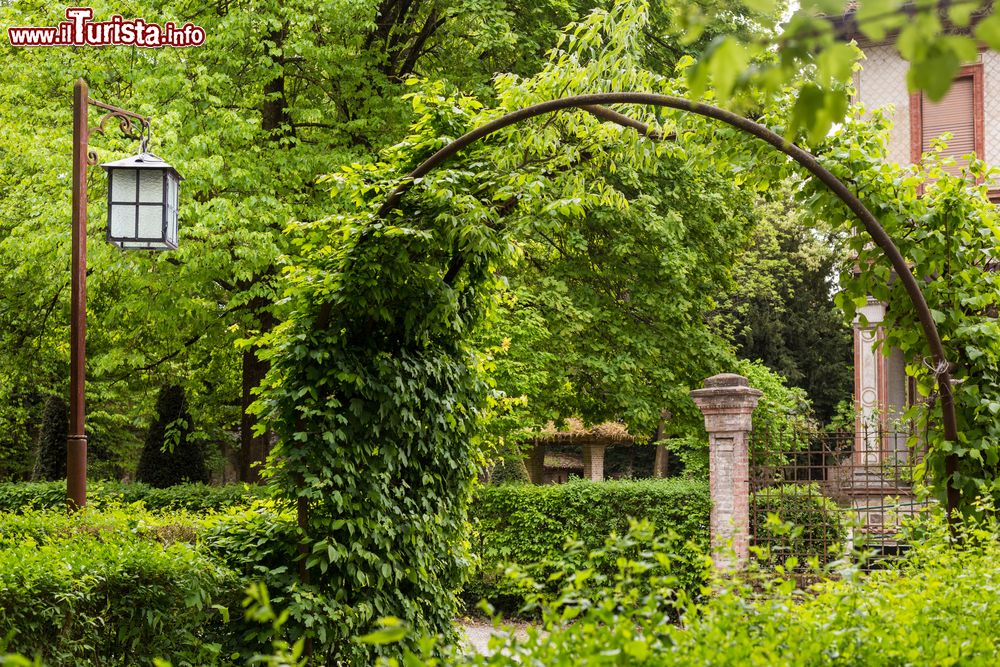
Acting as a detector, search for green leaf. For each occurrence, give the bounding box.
[975,13,1000,50]
[709,37,749,104]
[907,43,961,101]
[356,618,408,645]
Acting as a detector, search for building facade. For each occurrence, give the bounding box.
[850,30,1000,443]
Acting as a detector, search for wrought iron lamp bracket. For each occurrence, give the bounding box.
[86,98,151,165]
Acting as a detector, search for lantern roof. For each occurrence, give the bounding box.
[100,152,183,180]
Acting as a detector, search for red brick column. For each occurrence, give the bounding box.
[582,443,605,481]
[690,373,762,572]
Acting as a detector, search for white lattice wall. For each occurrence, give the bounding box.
[859,46,1000,174]
[856,44,911,166]
[981,51,1000,172]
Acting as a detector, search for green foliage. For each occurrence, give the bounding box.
[715,184,853,422]
[0,480,268,514]
[676,0,1000,142]
[814,115,1000,513]
[489,457,531,485]
[241,582,308,667]
[738,359,815,436]
[0,0,653,484]
[254,3,923,657]
[476,151,757,447]
[385,511,1000,666]
[199,502,301,658]
[30,397,66,482]
[752,484,848,567]
[0,508,239,667]
[665,361,814,476]
[458,512,1000,667]
[136,385,209,488]
[466,478,709,610]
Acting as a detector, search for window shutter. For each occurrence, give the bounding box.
[921,76,976,174]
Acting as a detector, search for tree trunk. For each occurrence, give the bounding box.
[239,23,288,482]
[653,409,670,478]
[239,344,272,482]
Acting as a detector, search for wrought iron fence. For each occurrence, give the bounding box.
[749,426,933,572]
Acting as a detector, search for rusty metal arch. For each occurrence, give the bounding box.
[375,91,960,515]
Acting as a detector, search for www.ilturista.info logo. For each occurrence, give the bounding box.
[8,7,205,47]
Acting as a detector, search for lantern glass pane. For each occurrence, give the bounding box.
[168,174,179,208]
[137,206,163,239]
[165,175,179,245]
[111,169,136,202]
[139,170,163,203]
[110,204,136,238]
[166,216,178,245]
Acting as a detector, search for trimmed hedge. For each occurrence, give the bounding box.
[0,508,240,666]
[449,513,1000,667]
[0,480,268,513]
[752,484,848,566]
[466,478,710,610]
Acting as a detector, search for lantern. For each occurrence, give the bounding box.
[101,152,182,250]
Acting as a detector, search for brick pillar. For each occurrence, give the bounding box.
[525,444,545,484]
[690,373,762,572]
[582,443,605,481]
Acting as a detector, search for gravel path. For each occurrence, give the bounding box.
[457,618,531,656]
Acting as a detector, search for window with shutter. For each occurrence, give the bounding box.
[910,63,984,176]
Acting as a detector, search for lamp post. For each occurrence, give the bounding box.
[68,78,182,509]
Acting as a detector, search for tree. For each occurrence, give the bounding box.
[714,182,853,422]
[676,1,1000,143]
[31,396,67,482]
[135,384,208,488]
[254,3,848,656]
[475,154,757,450]
[0,0,641,481]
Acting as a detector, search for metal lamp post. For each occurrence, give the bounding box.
[68,78,182,509]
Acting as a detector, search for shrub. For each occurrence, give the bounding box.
[432,511,1000,666]
[30,396,67,482]
[466,478,710,611]
[489,457,530,484]
[0,480,268,513]
[751,484,848,566]
[136,384,209,488]
[0,508,240,666]
[199,502,301,657]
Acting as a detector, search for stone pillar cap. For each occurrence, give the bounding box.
[703,373,751,389]
[690,373,763,404]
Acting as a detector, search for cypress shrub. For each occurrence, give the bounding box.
[490,456,531,484]
[31,396,68,482]
[136,385,208,488]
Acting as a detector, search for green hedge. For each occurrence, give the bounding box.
[466,478,710,610]
[0,480,268,513]
[441,513,1000,666]
[752,484,848,567]
[0,508,240,666]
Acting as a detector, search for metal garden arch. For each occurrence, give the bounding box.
[375,92,962,516]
